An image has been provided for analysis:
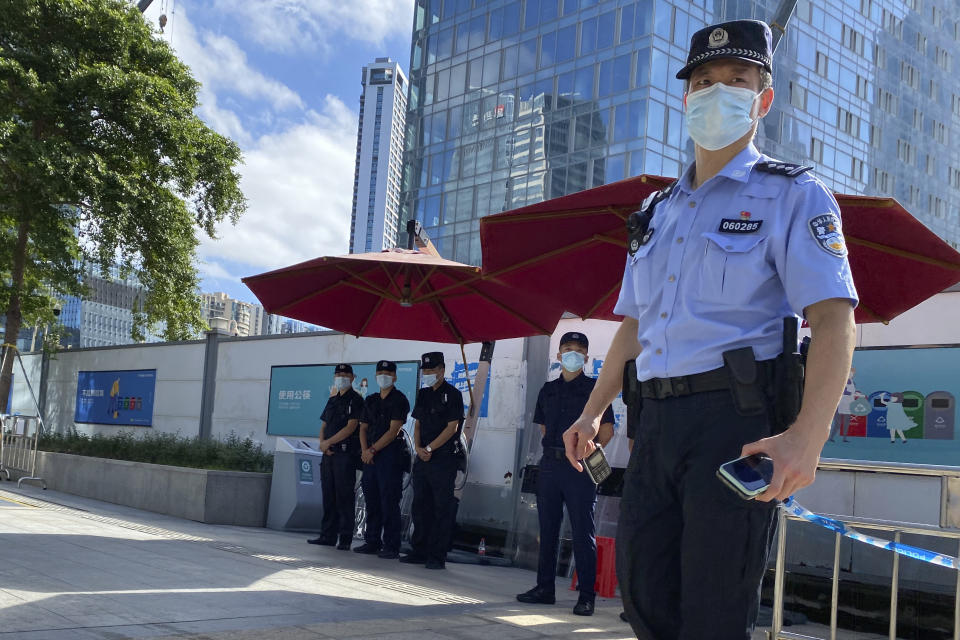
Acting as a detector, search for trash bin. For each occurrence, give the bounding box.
[267,438,325,531]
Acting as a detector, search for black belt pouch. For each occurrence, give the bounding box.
[722,347,767,416]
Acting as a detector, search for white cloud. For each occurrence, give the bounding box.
[198,95,358,272]
[211,0,415,53]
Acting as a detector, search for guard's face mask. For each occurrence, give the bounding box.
[684,82,761,151]
[560,350,586,373]
[333,376,352,391]
[421,373,438,387]
[376,374,394,389]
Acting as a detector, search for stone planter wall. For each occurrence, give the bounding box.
[8,451,271,527]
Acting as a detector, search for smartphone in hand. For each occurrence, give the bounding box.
[717,453,774,500]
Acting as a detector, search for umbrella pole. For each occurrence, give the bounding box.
[460,341,474,412]
[461,341,495,449]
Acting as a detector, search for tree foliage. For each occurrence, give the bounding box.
[0,0,246,363]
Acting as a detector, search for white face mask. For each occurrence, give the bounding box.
[376,374,394,389]
[421,373,438,387]
[333,376,352,391]
[561,351,586,373]
[685,83,760,151]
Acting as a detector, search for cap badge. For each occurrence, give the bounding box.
[708,28,729,48]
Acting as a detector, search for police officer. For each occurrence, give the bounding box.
[563,20,858,639]
[308,364,364,550]
[517,332,615,616]
[353,360,410,559]
[399,352,464,570]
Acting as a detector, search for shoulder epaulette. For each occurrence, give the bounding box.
[754,161,813,178]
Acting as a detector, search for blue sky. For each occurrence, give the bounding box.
[142,0,415,303]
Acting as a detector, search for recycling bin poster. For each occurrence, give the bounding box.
[267,361,420,437]
[75,370,156,426]
[821,346,960,466]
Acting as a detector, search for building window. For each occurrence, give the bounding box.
[897,139,915,165]
[874,43,886,69]
[844,26,865,56]
[883,9,903,38]
[950,167,960,189]
[837,107,859,135]
[860,0,872,15]
[913,108,923,130]
[870,124,882,148]
[878,88,897,114]
[856,75,869,99]
[815,52,828,77]
[916,32,926,54]
[811,137,823,163]
[874,167,892,193]
[851,156,864,181]
[900,61,919,90]
[789,82,806,109]
[936,47,951,71]
[933,120,948,144]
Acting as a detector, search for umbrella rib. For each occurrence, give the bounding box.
[409,265,440,299]
[856,301,890,325]
[411,268,483,303]
[845,237,960,272]
[456,281,553,335]
[358,295,386,335]
[582,278,625,319]
[483,204,639,225]
[332,263,396,297]
[417,275,465,344]
[273,278,349,314]
[483,234,605,279]
[591,232,624,247]
[379,262,402,297]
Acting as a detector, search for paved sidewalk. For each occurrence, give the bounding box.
[1,485,882,639]
[0,485,640,640]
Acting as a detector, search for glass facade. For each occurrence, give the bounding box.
[401,0,960,265]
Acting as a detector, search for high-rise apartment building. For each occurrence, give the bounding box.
[349,58,409,253]
[58,269,165,348]
[401,0,960,265]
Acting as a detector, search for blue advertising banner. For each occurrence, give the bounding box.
[821,346,960,466]
[450,362,491,418]
[75,370,156,426]
[267,361,420,437]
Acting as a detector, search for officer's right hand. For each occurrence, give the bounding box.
[361,449,374,464]
[416,447,432,462]
[563,415,600,472]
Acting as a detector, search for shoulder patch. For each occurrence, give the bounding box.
[807,213,847,257]
[755,161,814,178]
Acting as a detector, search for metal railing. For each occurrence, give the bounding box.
[770,459,960,640]
[0,414,47,489]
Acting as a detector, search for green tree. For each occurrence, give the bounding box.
[0,0,246,401]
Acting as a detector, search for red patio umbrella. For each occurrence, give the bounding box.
[242,249,565,344]
[480,176,960,324]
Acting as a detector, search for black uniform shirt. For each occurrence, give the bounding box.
[412,380,464,456]
[321,388,364,452]
[362,387,411,446]
[534,372,615,449]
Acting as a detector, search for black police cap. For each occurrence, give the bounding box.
[560,332,589,349]
[334,363,353,375]
[421,352,444,368]
[376,360,397,373]
[677,20,773,80]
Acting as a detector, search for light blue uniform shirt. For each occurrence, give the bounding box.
[614,144,858,382]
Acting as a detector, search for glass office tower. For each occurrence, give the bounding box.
[401,0,960,265]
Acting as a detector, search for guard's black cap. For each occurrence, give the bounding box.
[676,20,773,80]
[560,332,589,349]
[376,360,397,373]
[421,352,444,368]
[334,363,353,375]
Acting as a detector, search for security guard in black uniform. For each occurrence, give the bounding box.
[517,332,615,616]
[353,360,410,559]
[308,363,364,550]
[400,352,464,570]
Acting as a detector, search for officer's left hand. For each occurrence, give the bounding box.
[563,415,600,472]
[361,449,374,464]
[416,447,432,462]
[741,424,823,503]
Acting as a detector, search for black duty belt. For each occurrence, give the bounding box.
[542,447,567,461]
[640,361,773,400]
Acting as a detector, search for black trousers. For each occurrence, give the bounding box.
[361,443,405,552]
[410,454,457,563]
[320,451,357,541]
[536,454,598,598]
[618,390,778,640]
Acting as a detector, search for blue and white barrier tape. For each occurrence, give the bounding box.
[781,497,959,570]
